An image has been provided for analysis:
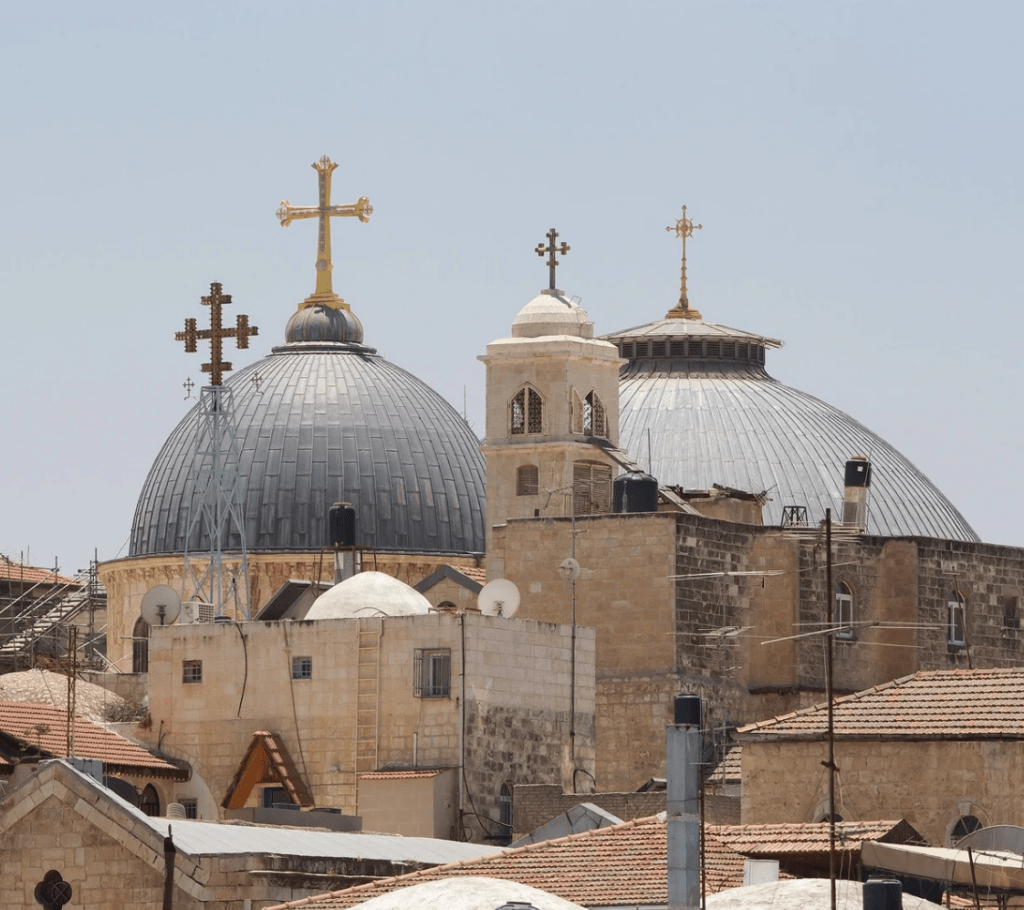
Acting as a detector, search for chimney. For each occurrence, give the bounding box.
[842,457,872,529]
[667,694,702,910]
[328,502,360,583]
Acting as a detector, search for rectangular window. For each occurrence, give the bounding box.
[292,656,313,679]
[180,798,198,819]
[414,648,451,698]
[182,660,203,684]
[948,596,966,646]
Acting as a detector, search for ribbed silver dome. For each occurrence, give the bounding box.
[130,339,486,556]
[605,317,978,541]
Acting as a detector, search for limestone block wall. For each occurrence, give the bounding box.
[358,770,457,838]
[99,551,482,668]
[741,737,1024,846]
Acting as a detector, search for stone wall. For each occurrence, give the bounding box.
[741,737,1024,846]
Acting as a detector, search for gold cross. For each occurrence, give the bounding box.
[665,205,703,319]
[277,155,373,310]
[535,228,570,291]
[175,282,259,387]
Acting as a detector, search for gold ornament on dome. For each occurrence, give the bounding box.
[277,155,373,311]
[665,205,703,320]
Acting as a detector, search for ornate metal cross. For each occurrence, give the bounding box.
[666,205,703,318]
[535,228,570,291]
[277,155,373,308]
[175,282,258,386]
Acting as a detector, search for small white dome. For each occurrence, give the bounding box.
[305,571,432,619]
[349,876,587,910]
[511,291,594,339]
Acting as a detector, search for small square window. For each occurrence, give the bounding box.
[179,798,198,819]
[292,656,313,680]
[182,660,203,684]
[414,648,451,698]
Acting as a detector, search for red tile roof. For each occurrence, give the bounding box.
[0,557,79,587]
[0,701,185,779]
[359,770,442,780]
[737,669,1024,739]
[267,815,752,909]
[710,820,921,855]
[457,567,487,584]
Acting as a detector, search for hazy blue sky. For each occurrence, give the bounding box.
[2,1,1022,573]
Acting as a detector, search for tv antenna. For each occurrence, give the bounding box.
[478,579,521,618]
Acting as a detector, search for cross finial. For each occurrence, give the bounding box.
[183,377,195,400]
[665,205,703,319]
[535,228,570,292]
[175,282,259,386]
[277,155,373,312]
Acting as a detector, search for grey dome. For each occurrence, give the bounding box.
[285,303,363,344]
[606,317,978,541]
[130,339,486,556]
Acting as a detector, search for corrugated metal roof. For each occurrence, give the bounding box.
[130,341,486,557]
[603,318,977,541]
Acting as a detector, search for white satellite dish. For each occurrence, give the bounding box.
[140,585,182,626]
[558,557,581,582]
[478,578,521,618]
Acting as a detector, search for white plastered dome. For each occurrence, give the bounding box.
[511,290,594,339]
[305,571,432,619]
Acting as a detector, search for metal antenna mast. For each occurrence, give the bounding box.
[175,282,258,619]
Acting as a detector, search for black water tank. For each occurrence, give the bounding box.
[613,471,659,513]
[863,879,902,910]
[844,457,872,488]
[328,502,357,547]
[674,694,702,727]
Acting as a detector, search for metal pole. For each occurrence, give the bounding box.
[826,509,836,910]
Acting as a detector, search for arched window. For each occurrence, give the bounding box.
[510,387,543,435]
[573,460,613,515]
[949,591,966,646]
[834,583,854,639]
[584,391,607,438]
[140,783,160,817]
[516,464,539,496]
[499,782,513,845]
[132,617,150,674]
[951,814,982,845]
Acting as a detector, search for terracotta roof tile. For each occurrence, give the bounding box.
[737,669,1024,739]
[710,820,919,855]
[267,815,754,909]
[0,700,184,778]
[456,567,488,584]
[0,557,79,587]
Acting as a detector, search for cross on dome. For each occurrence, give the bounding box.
[535,228,570,292]
[277,155,373,311]
[665,205,703,320]
[175,282,258,387]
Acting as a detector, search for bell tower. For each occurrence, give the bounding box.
[478,229,623,565]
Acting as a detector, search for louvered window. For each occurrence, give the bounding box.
[706,341,720,358]
[621,343,634,358]
[517,464,539,496]
[634,342,649,357]
[723,342,736,358]
[652,341,666,357]
[573,460,613,515]
[738,343,749,359]
[687,340,702,356]
[670,341,686,357]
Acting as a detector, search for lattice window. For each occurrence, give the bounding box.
[292,656,313,679]
[834,583,854,639]
[517,464,539,496]
[573,460,613,515]
[414,648,451,698]
[510,387,543,435]
[584,391,607,438]
[182,660,203,684]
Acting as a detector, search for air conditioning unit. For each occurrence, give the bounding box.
[179,602,199,625]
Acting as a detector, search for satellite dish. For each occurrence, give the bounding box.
[140,585,181,626]
[478,579,521,618]
[558,557,581,582]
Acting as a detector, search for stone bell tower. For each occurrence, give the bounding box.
[478,229,624,565]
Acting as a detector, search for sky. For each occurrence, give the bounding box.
[2,1,1022,574]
